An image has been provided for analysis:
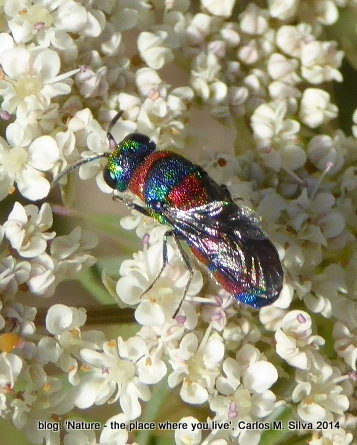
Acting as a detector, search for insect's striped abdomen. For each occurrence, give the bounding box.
[166,171,209,209]
[144,155,198,205]
[129,151,224,221]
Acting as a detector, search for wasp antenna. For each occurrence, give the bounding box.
[51,152,110,189]
[107,111,124,151]
[107,110,124,136]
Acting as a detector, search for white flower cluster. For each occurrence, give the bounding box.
[1,202,96,299]
[0,202,96,443]
[0,0,357,444]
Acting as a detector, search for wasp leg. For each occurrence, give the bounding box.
[220,184,243,202]
[170,232,195,319]
[220,184,233,200]
[140,229,174,297]
[112,195,150,216]
[140,230,194,318]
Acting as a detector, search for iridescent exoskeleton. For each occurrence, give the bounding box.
[54,112,283,311]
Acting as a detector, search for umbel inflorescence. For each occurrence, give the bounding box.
[0,1,356,445]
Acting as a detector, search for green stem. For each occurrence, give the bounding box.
[135,378,172,444]
[260,406,295,445]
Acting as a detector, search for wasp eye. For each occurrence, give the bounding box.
[103,166,117,189]
[123,133,156,151]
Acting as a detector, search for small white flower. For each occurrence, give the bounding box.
[292,362,349,421]
[276,24,314,58]
[251,101,300,150]
[186,13,213,45]
[1,302,36,336]
[201,0,236,18]
[67,108,110,161]
[3,202,55,258]
[268,0,298,20]
[268,80,301,101]
[225,85,247,117]
[0,127,59,200]
[315,0,339,25]
[208,39,227,58]
[135,67,167,98]
[101,30,124,57]
[200,290,236,331]
[61,108,129,187]
[0,45,78,113]
[14,98,59,140]
[251,101,304,170]
[267,53,300,83]
[287,189,345,246]
[27,253,55,297]
[211,345,277,444]
[39,313,106,386]
[243,70,268,110]
[134,85,193,148]
[0,32,15,53]
[138,31,174,70]
[299,88,338,129]
[239,4,269,35]
[50,226,97,281]
[308,428,353,445]
[4,0,87,44]
[109,1,151,32]
[223,316,261,347]
[11,369,75,444]
[116,242,202,326]
[236,344,278,393]
[200,148,239,189]
[0,352,23,387]
[168,331,225,404]
[122,336,167,384]
[191,52,223,102]
[341,166,357,194]
[238,39,259,65]
[275,310,325,369]
[120,209,169,244]
[45,304,87,335]
[333,305,357,370]
[257,191,287,223]
[0,256,30,298]
[137,322,186,358]
[175,416,202,445]
[75,65,109,98]
[73,337,151,419]
[99,413,129,445]
[220,22,240,47]
[300,41,343,84]
[307,133,345,173]
[117,93,142,121]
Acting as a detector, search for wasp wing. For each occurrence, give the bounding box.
[160,201,283,308]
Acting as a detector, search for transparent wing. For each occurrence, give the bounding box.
[160,200,283,308]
